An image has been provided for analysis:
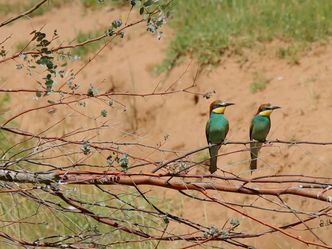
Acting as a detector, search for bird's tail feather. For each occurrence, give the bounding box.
[250,142,262,171]
[209,144,221,173]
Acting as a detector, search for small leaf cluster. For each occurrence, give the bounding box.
[0,46,6,57]
[204,225,220,238]
[230,218,240,227]
[30,30,59,93]
[87,85,98,97]
[106,18,123,37]
[81,141,91,155]
[106,153,129,171]
[117,153,129,171]
[100,109,108,117]
[132,0,170,39]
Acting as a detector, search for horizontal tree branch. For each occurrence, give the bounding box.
[0,169,330,203]
[0,169,56,184]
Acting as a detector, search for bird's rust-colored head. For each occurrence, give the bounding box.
[209,100,235,114]
[256,103,281,116]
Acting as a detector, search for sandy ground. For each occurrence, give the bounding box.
[0,2,332,248]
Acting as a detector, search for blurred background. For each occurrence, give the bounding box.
[0,0,331,248]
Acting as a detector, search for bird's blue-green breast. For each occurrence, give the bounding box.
[206,113,229,144]
[250,115,271,141]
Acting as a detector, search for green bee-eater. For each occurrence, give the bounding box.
[249,103,281,171]
[206,100,235,174]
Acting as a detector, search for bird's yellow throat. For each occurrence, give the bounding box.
[212,106,225,114]
[259,110,273,116]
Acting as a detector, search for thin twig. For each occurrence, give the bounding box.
[0,0,48,28]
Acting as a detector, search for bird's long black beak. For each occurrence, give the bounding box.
[271,105,281,110]
[225,102,235,107]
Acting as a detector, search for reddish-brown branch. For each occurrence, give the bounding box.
[58,173,331,203]
[0,168,330,205]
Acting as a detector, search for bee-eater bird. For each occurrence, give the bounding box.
[206,100,235,174]
[249,103,281,171]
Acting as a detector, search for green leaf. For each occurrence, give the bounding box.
[35,91,42,97]
[112,19,122,29]
[106,155,114,166]
[230,218,240,227]
[101,109,107,117]
[163,215,169,224]
[36,32,46,41]
[106,28,114,36]
[144,0,152,7]
[40,39,51,46]
[81,141,91,155]
[87,85,98,97]
[45,79,54,92]
[118,153,129,171]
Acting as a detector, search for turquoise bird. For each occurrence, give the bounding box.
[206,100,235,173]
[249,103,280,171]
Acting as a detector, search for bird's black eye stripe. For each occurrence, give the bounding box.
[263,106,272,111]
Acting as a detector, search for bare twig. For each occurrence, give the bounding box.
[0,0,48,28]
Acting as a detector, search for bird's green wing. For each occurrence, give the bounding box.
[249,117,254,140]
[205,119,210,143]
[266,118,271,135]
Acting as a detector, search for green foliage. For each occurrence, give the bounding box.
[250,81,268,93]
[0,93,12,154]
[80,0,107,8]
[157,0,332,72]
[0,94,34,167]
[87,84,99,96]
[276,44,303,65]
[101,109,108,117]
[117,153,129,171]
[0,0,125,17]
[71,30,105,57]
[0,93,10,105]
[15,40,30,52]
[0,46,6,57]
[249,73,270,93]
[0,0,65,17]
[31,30,58,92]
[194,152,209,163]
[80,0,127,9]
[0,3,19,14]
[30,0,64,16]
[81,141,91,155]
[0,187,165,248]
